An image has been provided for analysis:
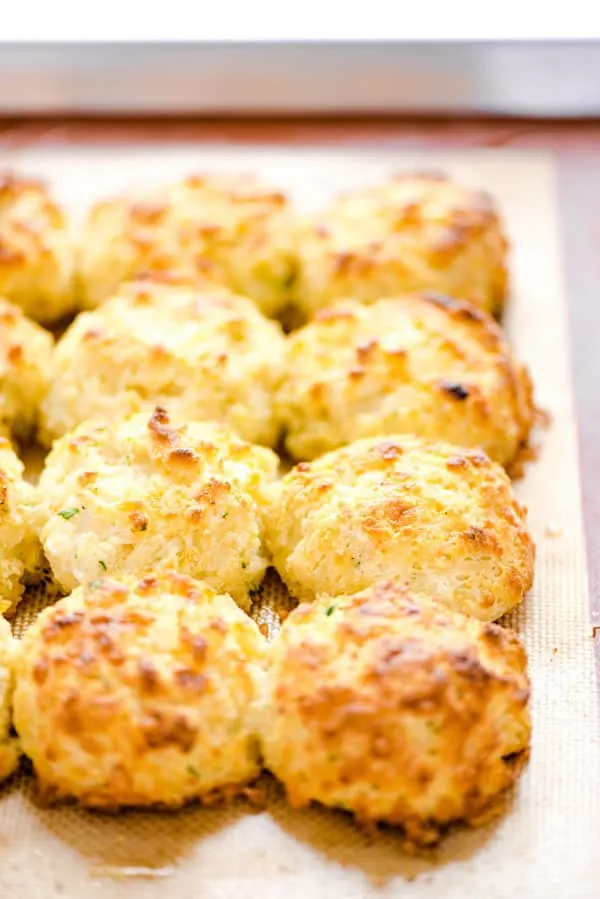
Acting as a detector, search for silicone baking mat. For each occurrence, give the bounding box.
[0,147,596,899]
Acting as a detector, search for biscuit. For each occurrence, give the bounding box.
[263,435,534,619]
[0,438,43,615]
[13,573,266,807]
[40,277,285,447]
[35,408,278,610]
[0,298,53,443]
[0,617,19,782]
[0,172,75,323]
[296,172,508,320]
[260,581,530,847]
[77,172,297,318]
[277,293,533,465]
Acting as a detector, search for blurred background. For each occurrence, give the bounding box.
[0,3,599,120]
[1,41,599,118]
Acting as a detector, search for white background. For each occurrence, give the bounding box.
[1,1,600,41]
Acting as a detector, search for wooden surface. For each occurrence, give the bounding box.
[1,113,597,651]
[2,116,600,149]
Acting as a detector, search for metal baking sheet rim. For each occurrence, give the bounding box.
[0,41,599,117]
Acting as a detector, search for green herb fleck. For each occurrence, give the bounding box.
[222,511,229,519]
[241,561,248,569]
[187,764,201,778]
[89,579,102,590]
[325,605,336,616]
[58,507,79,520]
[98,560,107,571]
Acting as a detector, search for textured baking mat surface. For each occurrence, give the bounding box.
[0,147,598,898]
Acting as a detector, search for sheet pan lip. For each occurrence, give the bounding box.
[0,41,599,117]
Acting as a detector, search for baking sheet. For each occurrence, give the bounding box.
[2,42,600,116]
[0,147,597,898]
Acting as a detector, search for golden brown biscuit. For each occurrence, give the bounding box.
[40,277,286,448]
[0,298,54,443]
[0,617,19,782]
[35,408,278,610]
[13,572,266,808]
[296,172,508,320]
[264,435,534,620]
[260,581,530,847]
[77,172,297,318]
[278,292,533,465]
[0,438,43,615]
[0,172,75,323]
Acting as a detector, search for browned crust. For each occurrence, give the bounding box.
[265,582,531,847]
[147,406,180,447]
[18,571,264,809]
[284,291,535,469]
[32,772,262,812]
[403,292,535,457]
[0,170,67,264]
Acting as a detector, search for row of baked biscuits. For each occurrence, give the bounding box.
[0,170,506,324]
[0,574,529,849]
[0,277,533,467]
[0,407,533,619]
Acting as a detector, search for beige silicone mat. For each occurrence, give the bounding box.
[0,147,597,899]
